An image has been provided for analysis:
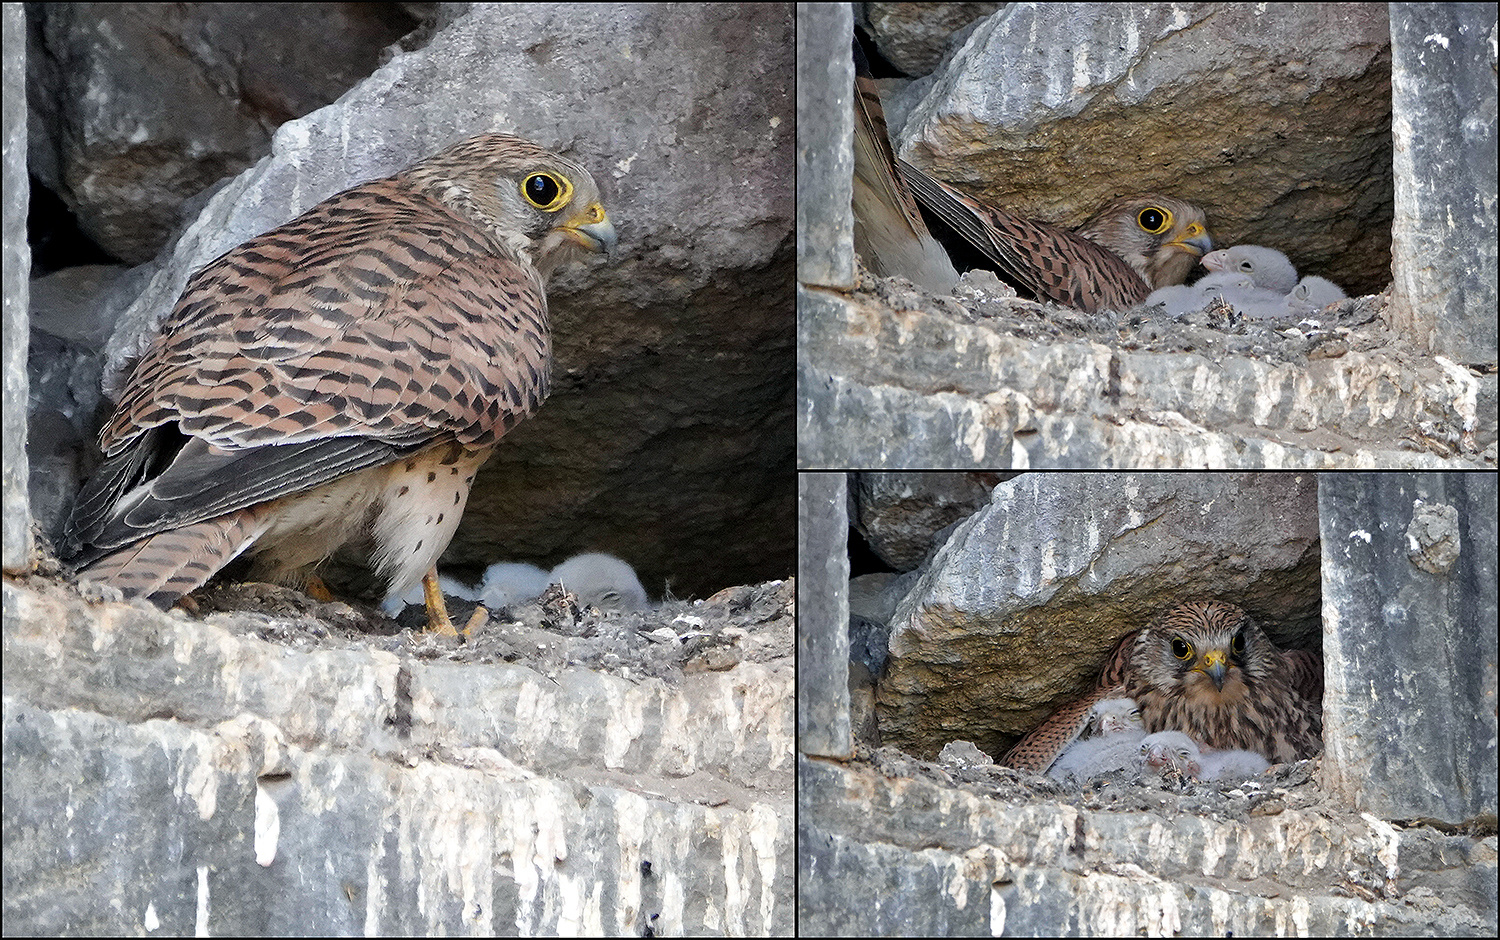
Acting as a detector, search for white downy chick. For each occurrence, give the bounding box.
[1201,245,1299,294]
[1197,747,1271,782]
[477,562,551,610]
[549,552,649,611]
[1286,275,1347,311]
[1139,731,1203,780]
[1047,697,1146,783]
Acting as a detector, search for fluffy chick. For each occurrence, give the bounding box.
[1201,245,1298,294]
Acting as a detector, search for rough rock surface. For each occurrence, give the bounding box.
[3,576,794,935]
[878,473,1323,762]
[850,471,1009,570]
[799,272,1488,467]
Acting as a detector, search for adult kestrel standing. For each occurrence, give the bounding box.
[1003,600,1323,772]
[61,133,616,632]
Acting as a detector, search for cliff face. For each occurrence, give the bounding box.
[2,578,795,935]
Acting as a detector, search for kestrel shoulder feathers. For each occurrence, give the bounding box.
[1002,600,1323,772]
[61,133,616,630]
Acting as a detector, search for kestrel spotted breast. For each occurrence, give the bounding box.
[61,133,616,625]
[1003,601,1323,772]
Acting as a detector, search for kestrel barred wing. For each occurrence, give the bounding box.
[62,133,616,622]
[1000,684,1123,773]
[846,49,1211,312]
[898,161,1213,314]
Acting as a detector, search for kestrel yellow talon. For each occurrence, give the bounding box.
[422,569,458,637]
[461,605,490,637]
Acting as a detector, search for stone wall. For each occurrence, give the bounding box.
[4,577,794,934]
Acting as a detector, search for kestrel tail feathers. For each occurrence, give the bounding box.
[850,67,958,293]
[898,161,1214,315]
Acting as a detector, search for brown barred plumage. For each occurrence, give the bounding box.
[1003,601,1323,772]
[62,133,616,619]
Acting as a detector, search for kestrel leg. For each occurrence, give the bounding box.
[423,568,459,636]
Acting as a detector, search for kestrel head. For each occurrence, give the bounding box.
[402,133,617,278]
[1076,195,1212,290]
[1131,601,1279,709]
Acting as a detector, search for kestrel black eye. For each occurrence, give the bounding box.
[522,172,569,211]
[1231,630,1246,656]
[1171,637,1192,660]
[1138,207,1171,234]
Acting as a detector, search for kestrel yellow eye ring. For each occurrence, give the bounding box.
[522,172,572,211]
[1138,206,1172,234]
[1231,630,1246,656]
[1171,637,1193,661]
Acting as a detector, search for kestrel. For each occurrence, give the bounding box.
[61,133,616,632]
[1138,731,1204,780]
[1197,745,1271,783]
[549,552,649,611]
[1083,697,1144,738]
[847,50,1210,312]
[1047,697,1146,783]
[896,161,1212,314]
[1046,733,1145,784]
[1138,731,1271,784]
[1003,601,1323,772]
[1288,275,1348,310]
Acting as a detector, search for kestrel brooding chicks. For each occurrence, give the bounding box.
[1004,601,1323,773]
[849,60,1210,313]
[61,133,616,631]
